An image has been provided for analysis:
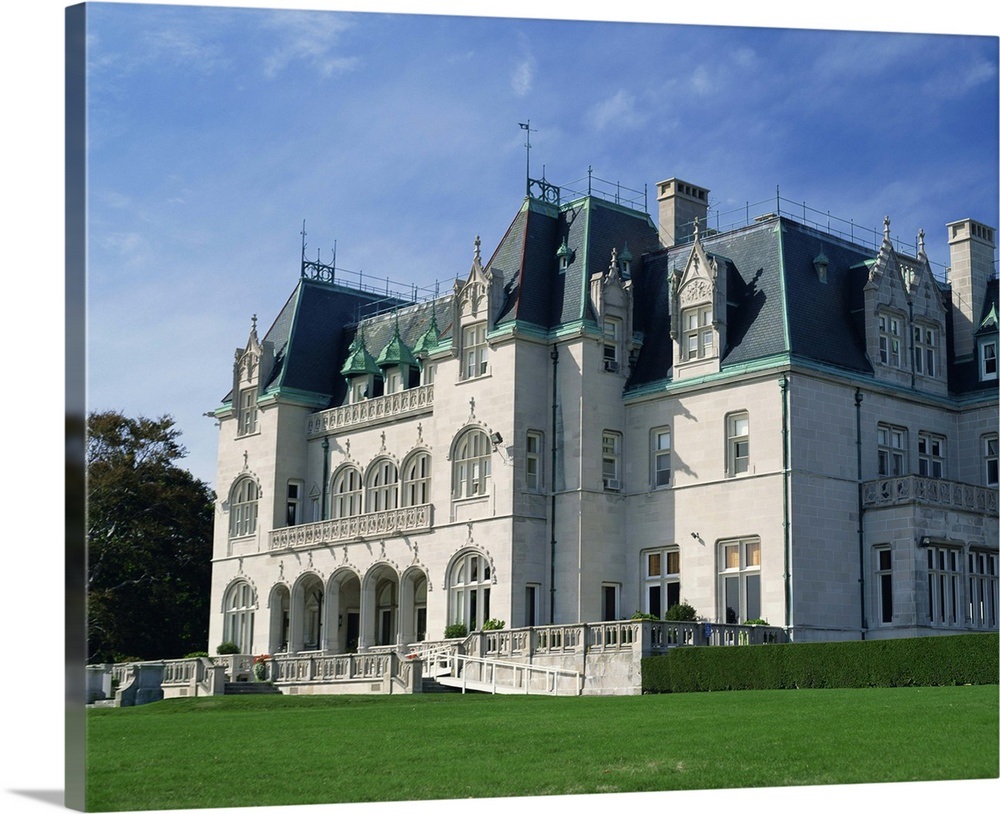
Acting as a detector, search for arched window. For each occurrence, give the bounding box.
[331,466,362,518]
[229,477,258,538]
[223,581,255,653]
[366,459,399,513]
[402,451,431,506]
[453,429,491,498]
[449,551,491,631]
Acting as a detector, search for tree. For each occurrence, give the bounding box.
[87,411,215,663]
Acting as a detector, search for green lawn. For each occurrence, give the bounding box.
[86,685,999,811]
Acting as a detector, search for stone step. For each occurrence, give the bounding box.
[421,677,462,694]
[224,681,282,695]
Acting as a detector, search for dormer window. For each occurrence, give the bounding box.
[981,339,998,381]
[238,389,258,436]
[462,323,488,379]
[878,314,903,367]
[913,325,938,378]
[683,305,713,360]
[603,317,621,372]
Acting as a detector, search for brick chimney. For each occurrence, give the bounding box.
[656,178,709,248]
[947,218,997,360]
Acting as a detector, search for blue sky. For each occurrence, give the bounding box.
[1,4,997,810]
[75,2,998,490]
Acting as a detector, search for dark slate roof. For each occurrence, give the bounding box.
[949,276,999,395]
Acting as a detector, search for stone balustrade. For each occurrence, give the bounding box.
[862,475,999,516]
[306,384,434,437]
[268,504,433,550]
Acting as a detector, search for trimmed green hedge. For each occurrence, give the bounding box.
[642,633,999,693]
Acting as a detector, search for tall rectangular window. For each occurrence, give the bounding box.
[913,325,937,377]
[652,428,671,488]
[645,548,680,618]
[969,550,998,629]
[984,434,998,487]
[602,431,621,490]
[981,340,998,381]
[683,305,713,360]
[878,314,902,367]
[601,583,620,622]
[286,481,302,527]
[525,431,543,491]
[875,548,893,625]
[462,323,488,379]
[726,412,750,476]
[525,584,539,627]
[877,424,907,477]
[603,317,621,371]
[928,545,962,626]
[917,433,945,479]
[719,538,761,623]
[238,389,258,436]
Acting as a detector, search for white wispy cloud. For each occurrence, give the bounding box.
[261,11,360,79]
[587,89,647,131]
[511,57,535,97]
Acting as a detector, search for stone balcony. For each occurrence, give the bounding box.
[306,384,433,437]
[862,475,998,516]
[268,503,434,551]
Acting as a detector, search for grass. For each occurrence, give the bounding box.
[86,685,999,811]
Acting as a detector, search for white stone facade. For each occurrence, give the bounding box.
[208,176,998,661]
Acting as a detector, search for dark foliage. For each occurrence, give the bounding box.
[642,632,999,693]
[87,411,214,663]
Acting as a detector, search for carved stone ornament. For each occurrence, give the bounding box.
[681,279,711,304]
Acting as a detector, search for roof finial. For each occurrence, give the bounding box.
[474,235,482,265]
[883,215,891,240]
[251,313,258,334]
[693,216,700,242]
[917,228,926,256]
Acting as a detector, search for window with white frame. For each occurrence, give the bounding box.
[223,581,255,653]
[981,340,998,381]
[449,551,491,630]
[927,545,962,626]
[453,429,491,498]
[912,324,938,378]
[385,370,402,394]
[726,412,750,477]
[602,431,622,490]
[420,361,435,385]
[238,388,258,436]
[603,317,621,371]
[917,433,945,479]
[968,550,998,629]
[645,548,680,619]
[719,538,761,623]
[462,323,488,379]
[683,305,713,361]
[351,381,369,403]
[875,547,893,625]
[525,430,543,491]
[402,451,431,506]
[652,427,671,487]
[366,459,399,512]
[877,424,907,477]
[331,466,362,518]
[984,434,998,487]
[601,583,620,622]
[286,480,302,527]
[229,477,259,538]
[878,313,903,367]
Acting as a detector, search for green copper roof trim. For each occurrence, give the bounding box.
[624,353,793,400]
[412,308,441,355]
[340,327,380,377]
[977,302,998,333]
[376,316,418,368]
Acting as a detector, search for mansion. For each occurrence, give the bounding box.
[207,174,999,660]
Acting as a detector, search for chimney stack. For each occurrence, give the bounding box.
[656,178,709,248]
[947,218,996,360]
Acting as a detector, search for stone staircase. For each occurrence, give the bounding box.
[421,676,463,694]
[224,681,282,695]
